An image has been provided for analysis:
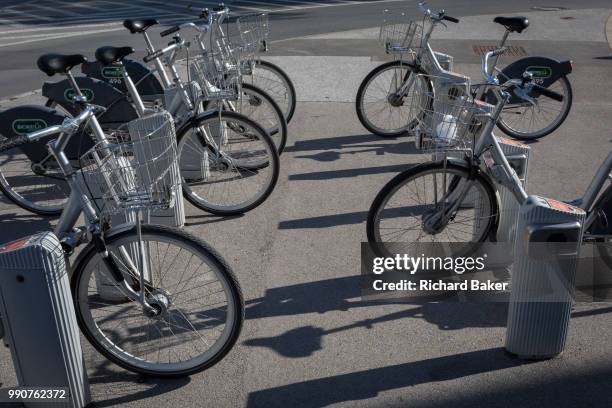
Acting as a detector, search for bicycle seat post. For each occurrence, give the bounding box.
[141,31,172,88]
[119,61,147,117]
[65,69,84,99]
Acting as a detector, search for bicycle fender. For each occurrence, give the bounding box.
[499,56,572,86]
[486,57,571,105]
[42,76,138,128]
[82,59,164,99]
[68,221,137,288]
[0,105,92,161]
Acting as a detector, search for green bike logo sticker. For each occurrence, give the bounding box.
[101,66,123,79]
[525,66,552,79]
[12,119,48,135]
[64,88,94,102]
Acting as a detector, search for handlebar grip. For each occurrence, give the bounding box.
[161,26,180,37]
[143,50,163,63]
[0,135,29,152]
[531,84,564,102]
[442,15,459,23]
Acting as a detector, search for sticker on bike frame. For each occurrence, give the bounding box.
[525,66,552,79]
[101,66,123,79]
[482,150,495,169]
[64,88,94,102]
[545,198,585,214]
[12,119,48,135]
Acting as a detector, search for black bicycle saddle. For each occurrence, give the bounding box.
[37,53,87,76]
[123,19,159,34]
[493,16,529,33]
[95,46,135,65]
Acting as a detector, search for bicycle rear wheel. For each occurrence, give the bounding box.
[0,134,69,215]
[72,224,244,378]
[367,161,497,257]
[496,76,572,140]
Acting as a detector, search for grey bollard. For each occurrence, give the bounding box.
[0,232,91,408]
[505,195,585,359]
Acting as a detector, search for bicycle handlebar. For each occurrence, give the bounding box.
[442,15,459,23]
[26,106,96,143]
[418,2,458,23]
[160,25,180,37]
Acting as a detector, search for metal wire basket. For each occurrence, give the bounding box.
[237,13,269,55]
[410,76,493,153]
[379,20,423,54]
[78,111,179,216]
[188,51,240,101]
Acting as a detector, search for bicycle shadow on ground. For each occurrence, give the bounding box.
[0,211,54,243]
[184,213,245,226]
[243,274,612,359]
[246,348,612,408]
[84,357,190,407]
[289,163,415,181]
[244,274,509,358]
[278,209,367,229]
[285,133,421,162]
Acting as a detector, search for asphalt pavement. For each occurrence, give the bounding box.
[0,1,611,407]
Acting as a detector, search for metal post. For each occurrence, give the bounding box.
[0,232,91,408]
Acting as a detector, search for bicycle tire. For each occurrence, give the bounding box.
[236,83,288,154]
[71,224,244,378]
[356,60,426,137]
[0,133,68,216]
[496,75,573,140]
[367,160,498,257]
[177,110,279,216]
[247,59,296,123]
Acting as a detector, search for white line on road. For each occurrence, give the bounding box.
[0,27,125,48]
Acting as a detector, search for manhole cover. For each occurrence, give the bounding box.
[531,6,568,11]
[472,45,527,57]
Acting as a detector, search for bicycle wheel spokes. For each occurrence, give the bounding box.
[178,114,277,214]
[0,145,69,214]
[499,78,570,138]
[78,233,236,374]
[360,64,417,135]
[373,168,493,247]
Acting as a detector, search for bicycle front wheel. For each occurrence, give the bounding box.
[234,83,288,154]
[245,60,296,123]
[367,161,497,257]
[496,75,572,140]
[72,224,244,378]
[356,60,426,137]
[177,110,279,215]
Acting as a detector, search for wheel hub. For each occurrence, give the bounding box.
[387,93,405,107]
[144,289,172,319]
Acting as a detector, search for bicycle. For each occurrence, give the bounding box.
[0,53,244,377]
[367,49,611,261]
[1,23,281,216]
[79,6,296,125]
[356,2,573,140]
